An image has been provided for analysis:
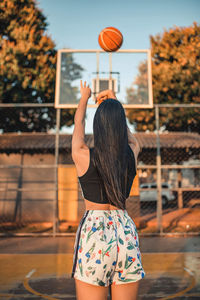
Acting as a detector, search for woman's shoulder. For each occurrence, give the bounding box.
[72,146,91,177]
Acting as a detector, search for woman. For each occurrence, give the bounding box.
[71,81,145,300]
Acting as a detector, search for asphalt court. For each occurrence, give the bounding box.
[0,236,200,300]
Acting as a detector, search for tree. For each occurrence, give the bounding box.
[0,0,82,132]
[126,22,200,133]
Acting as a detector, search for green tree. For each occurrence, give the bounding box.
[0,0,82,132]
[126,22,200,132]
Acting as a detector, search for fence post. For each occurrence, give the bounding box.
[178,169,183,208]
[155,105,163,234]
[53,108,60,237]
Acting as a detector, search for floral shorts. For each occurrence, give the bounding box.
[71,209,145,286]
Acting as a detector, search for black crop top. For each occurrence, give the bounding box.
[78,145,136,206]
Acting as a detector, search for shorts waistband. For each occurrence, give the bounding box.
[85,209,127,211]
[84,209,128,217]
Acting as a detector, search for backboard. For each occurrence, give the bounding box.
[54,49,153,108]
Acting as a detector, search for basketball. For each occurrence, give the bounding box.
[98,27,123,52]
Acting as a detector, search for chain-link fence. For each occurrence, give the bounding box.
[137,104,200,235]
[0,103,199,236]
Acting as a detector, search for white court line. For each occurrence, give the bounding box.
[26,269,36,278]
[184,267,195,276]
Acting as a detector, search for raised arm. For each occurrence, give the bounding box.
[72,81,91,160]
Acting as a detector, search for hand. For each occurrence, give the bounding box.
[80,80,91,100]
[96,89,117,105]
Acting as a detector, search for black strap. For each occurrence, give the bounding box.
[71,210,90,278]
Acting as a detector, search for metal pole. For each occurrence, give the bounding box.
[96,51,100,95]
[109,53,112,90]
[155,106,163,234]
[147,49,153,108]
[53,108,60,237]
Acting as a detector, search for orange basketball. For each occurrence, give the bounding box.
[98,27,123,52]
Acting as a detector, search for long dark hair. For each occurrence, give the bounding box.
[92,98,129,209]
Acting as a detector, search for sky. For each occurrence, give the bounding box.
[37,0,199,134]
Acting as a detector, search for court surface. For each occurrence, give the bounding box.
[0,236,200,300]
